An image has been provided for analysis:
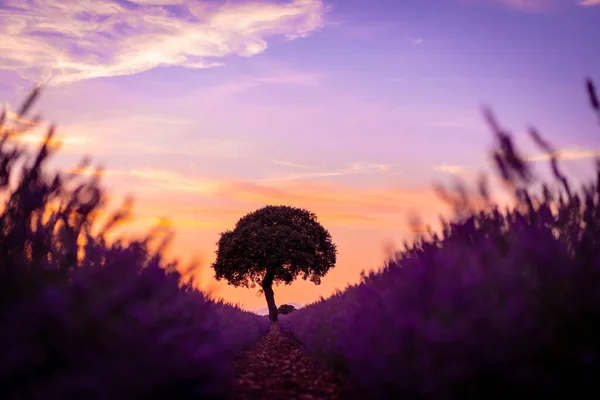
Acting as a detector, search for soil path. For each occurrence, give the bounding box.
[231,323,347,400]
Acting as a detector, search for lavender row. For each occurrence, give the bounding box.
[280,78,600,398]
[0,89,269,400]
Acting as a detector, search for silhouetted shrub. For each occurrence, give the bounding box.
[277,304,296,315]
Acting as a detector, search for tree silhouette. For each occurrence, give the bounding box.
[211,205,337,322]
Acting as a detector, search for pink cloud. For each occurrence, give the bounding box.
[470,0,580,12]
[0,0,328,85]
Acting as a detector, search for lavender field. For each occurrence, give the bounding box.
[0,88,269,399]
[2,79,600,398]
[280,79,600,398]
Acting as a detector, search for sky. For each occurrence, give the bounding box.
[1,0,599,312]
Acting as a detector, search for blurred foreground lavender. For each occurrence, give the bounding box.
[281,78,600,399]
[0,87,269,400]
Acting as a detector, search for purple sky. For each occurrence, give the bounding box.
[1,0,599,310]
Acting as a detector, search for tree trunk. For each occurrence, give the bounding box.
[261,272,278,323]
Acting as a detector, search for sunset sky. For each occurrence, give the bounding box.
[1,0,599,312]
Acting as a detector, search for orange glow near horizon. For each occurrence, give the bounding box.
[105,175,452,312]
[1,118,589,313]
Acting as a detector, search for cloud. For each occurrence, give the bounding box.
[432,146,600,178]
[500,0,551,10]
[424,115,484,132]
[525,146,600,162]
[4,113,252,158]
[217,179,442,220]
[434,163,467,175]
[481,0,599,11]
[412,37,424,45]
[14,131,91,151]
[2,108,35,126]
[89,166,444,230]
[475,0,570,12]
[265,160,393,181]
[0,0,327,85]
[197,70,321,100]
[125,168,222,194]
[272,159,317,169]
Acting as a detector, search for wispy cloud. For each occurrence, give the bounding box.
[433,163,468,175]
[220,177,439,217]
[264,161,392,181]
[433,146,600,177]
[1,106,41,131]
[131,202,394,232]
[14,131,92,150]
[525,146,600,162]
[424,115,485,132]
[272,159,317,169]
[197,70,321,100]
[126,168,221,194]
[579,0,600,5]
[488,0,551,12]
[481,0,598,12]
[412,37,424,45]
[90,166,443,229]
[100,162,398,197]
[473,0,567,12]
[5,114,252,158]
[0,0,327,85]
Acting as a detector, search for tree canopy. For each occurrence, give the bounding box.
[211,205,336,321]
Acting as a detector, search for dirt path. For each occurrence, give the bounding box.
[231,323,348,400]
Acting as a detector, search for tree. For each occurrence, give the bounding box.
[211,205,337,322]
[277,304,296,315]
